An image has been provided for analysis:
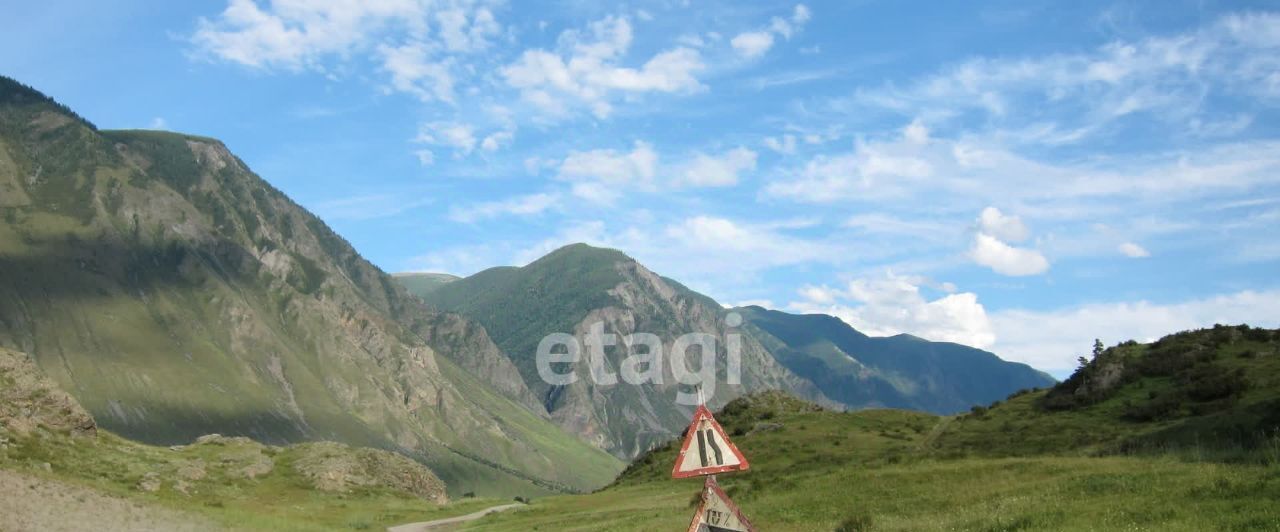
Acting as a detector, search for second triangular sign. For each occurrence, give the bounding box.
[686,476,755,532]
[671,404,749,478]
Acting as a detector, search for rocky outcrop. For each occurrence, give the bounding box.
[291,442,447,504]
[0,347,95,438]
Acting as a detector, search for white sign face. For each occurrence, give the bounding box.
[686,477,753,532]
[672,405,749,478]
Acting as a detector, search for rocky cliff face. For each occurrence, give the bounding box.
[423,244,832,458]
[0,77,620,495]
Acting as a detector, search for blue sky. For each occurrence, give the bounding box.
[4,0,1279,376]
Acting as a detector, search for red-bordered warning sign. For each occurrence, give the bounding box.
[671,404,750,478]
[686,475,755,532]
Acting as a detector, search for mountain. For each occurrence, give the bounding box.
[0,76,621,496]
[2,345,459,530]
[736,305,1056,414]
[419,243,832,458]
[413,243,1055,457]
[395,272,459,297]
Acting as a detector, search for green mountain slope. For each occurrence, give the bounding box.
[421,243,832,458]
[415,243,1057,458]
[737,305,1056,414]
[395,272,460,298]
[930,324,1280,459]
[0,76,620,495]
[1,345,513,530]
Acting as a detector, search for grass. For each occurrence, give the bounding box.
[460,327,1280,531]
[0,429,501,531]
[460,407,1280,531]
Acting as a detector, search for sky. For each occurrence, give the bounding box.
[3,0,1279,376]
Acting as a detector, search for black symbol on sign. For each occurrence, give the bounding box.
[697,427,724,467]
[707,509,726,525]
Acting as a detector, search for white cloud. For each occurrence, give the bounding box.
[976,207,1029,243]
[763,134,797,154]
[789,272,996,348]
[147,117,168,130]
[847,12,1280,140]
[765,136,934,202]
[991,289,1280,373]
[767,123,1280,209]
[969,207,1048,276]
[435,7,499,52]
[414,149,435,166]
[557,141,658,203]
[1118,241,1151,258]
[843,213,957,242]
[415,121,477,156]
[792,4,812,24]
[481,129,515,151]
[730,4,812,59]
[730,31,774,59]
[970,232,1050,276]
[501,16,704,118]
[190,0,506,69]
[902,118,929,144]
[679,147,757,187]
[449,192,559,222]
[378,41,456,103]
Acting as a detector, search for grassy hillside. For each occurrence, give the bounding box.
[395,272,461,298]
[454,327,1280,530]
[930,324,1280,461]
[0,76,620,496]
[424,244,632,385]
[1,343,500,530]
[0,430,493,531]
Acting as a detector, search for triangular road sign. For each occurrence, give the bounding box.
[672,404,749,478]
[686,475,755,532]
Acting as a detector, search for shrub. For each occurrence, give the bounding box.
[1123,393,1182,422]
[1183,365,1248,402]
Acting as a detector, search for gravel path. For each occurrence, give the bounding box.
[387,503,525,531]
[0,469,216,532]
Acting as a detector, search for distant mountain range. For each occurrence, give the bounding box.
[405,243,1054,458]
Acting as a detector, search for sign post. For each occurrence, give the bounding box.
[673,389,755,531]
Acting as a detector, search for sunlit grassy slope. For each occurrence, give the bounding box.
[458,326,1280,531]
[0,429,507,531]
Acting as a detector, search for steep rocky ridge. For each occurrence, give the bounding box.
[422,244,832,458]
[0,76,620,495]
